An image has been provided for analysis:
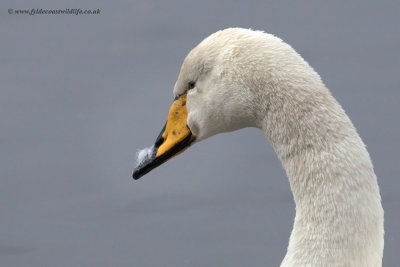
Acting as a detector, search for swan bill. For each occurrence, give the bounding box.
[132,93,196,180]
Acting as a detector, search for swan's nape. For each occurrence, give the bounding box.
[132,28,384,266]
[133,92,195,180]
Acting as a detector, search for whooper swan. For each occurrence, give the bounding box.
[133,28,384,267]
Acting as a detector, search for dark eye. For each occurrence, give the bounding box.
[188,81,196,90]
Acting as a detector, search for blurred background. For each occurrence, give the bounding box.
[1,1,399,266]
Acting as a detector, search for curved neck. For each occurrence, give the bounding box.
[257,85,384,266]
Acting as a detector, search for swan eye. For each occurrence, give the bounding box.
[188,81,196,90]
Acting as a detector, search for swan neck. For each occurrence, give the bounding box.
[256,86,384,266]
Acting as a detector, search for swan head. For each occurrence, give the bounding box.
[175,31,263,142]
[133,28,321,179]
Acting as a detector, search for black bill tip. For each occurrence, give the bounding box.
[132,147,157,180]
[132,132,195,180]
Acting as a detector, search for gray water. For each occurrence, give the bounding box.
[1,1,399,266]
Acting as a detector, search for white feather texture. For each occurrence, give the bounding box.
[136,145,154,167]
[170,28,384,266]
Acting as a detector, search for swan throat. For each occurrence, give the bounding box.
[133,93,195,180]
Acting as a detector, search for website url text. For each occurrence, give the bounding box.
[8,8,101,16]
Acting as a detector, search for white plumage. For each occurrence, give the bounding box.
[136,145,154,167]
[151,28,385,266]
